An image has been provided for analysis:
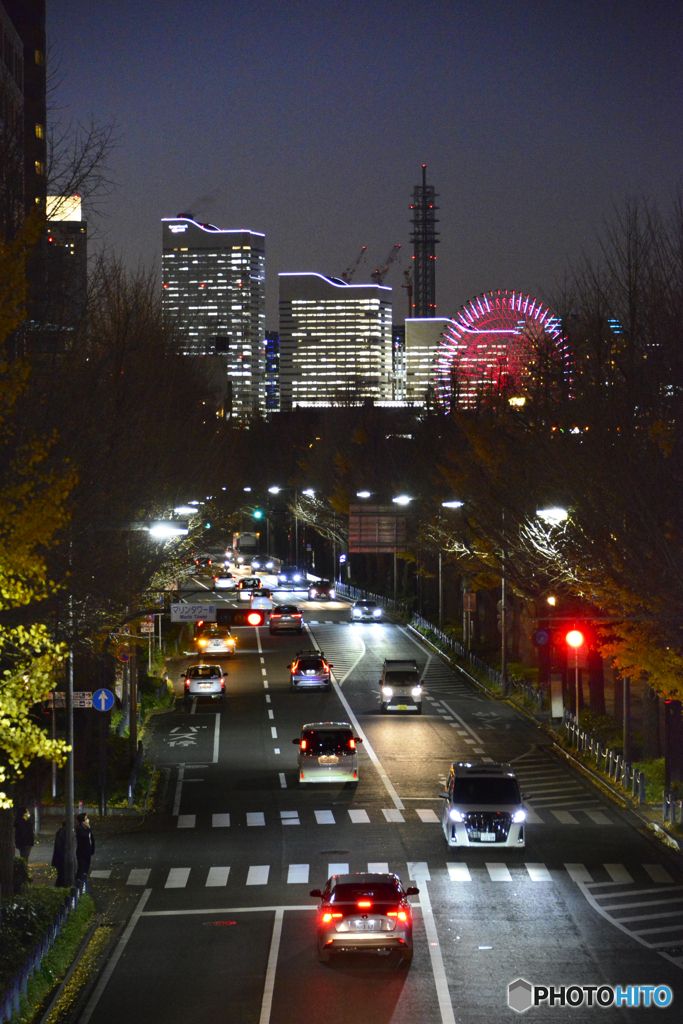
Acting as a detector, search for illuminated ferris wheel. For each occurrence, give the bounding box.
[434,290,570,413]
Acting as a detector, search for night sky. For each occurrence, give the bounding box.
[48,0,683,329]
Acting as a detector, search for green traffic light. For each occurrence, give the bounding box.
[253,509,263,519]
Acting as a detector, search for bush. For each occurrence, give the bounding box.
[0,888,70,991]
[13,856,30,894]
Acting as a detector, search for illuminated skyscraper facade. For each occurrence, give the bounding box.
[161,217,266,417]
[278,273,392,410]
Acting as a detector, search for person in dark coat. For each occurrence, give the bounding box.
[75,812,95,885]
[14,807,34,862]
[52,821,68,886]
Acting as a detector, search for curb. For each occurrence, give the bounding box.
[37,912,102,1024]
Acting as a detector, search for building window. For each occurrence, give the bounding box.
[35,160,45,176]
[35,50,45,66]
[35,123,45,139]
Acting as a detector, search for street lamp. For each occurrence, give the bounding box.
[392,494,412,506]
[173,505,199,516]
[268,486,280,495]
[536,507,568,524]
[148,521,189,538]
[356,490,371,499]
[566,629,584,718]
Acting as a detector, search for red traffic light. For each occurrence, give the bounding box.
[247,611,264,626]
[566,629,584,648]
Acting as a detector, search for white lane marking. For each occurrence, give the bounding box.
[603,863,633,883]
[348,809,370,823]
[247,865,270,885]
[417,880,456,1024]
[177,814,195,828]
[447,864,471,882]
[644,864,675,884]
[473,747,485,753]
[260,657,265,664]
[274,748,280,754]
[247,812,266,826]
[315,810,335,824]
[486,863,512,882]
[256,627,263,654]
[80,889,152,1024]
[127,869,151,886]
[565,863,593,883]
[212,813,230,827]
[408,861,431,881]
[263,681,269,689]
[416,809,440,823]
[551,810,579,824]
[206,867,230,887]
[281,811,299,825]
[279,773,287,789]
[328,862,349,876]
[172,765,185,816]
[262,668,268,676]
[165,867,190,889]
[584,810,612,825]
[525,863,552,882]
[265,694,271,703]
[523,806,544,824]
[463,738,476,745]
[213,713,220,763]
[258,908,284,1024]
[190,699,196,715]
[271,726,278,738]
[439,701,485,745]
[368,862,389,873]
[268,710,274,720]
[382,808,405,823]
[287,864,309,883]
[89,870,111,879]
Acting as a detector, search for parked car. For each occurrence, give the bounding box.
[293,721,361,783]
[439,761,526,849]
[269,604,304,634]
[289,650,333,691]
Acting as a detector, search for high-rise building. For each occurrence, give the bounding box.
[264,331,280,412]
[45,195,87,328]
[404,318,452,405]
[161,217,266,418]
[391,324,406,400]
[409,164,439,317]
[278,273,392,410]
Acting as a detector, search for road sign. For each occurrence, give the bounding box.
[339,554,347,563]
[171,603,217,622]
[93,688,115,712]
[117,644,131,662]
[140,622,154,632]
[46,691,93,708]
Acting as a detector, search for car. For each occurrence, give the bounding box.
[439,761,527,849]
[251,556,275,572]
[269,604,304,634]
[193,625,236,656]
[278,565,305,586]
[379,658,422,713]
[213,571,236,590]
[194,555,213,572]
[238,576,262,600]
[310,872,419,963]
[250,588,274,611]
[308,580,335,600]
[289,650,333,691]
[292,721,361,783]
[183,663,226,703]
[351,599,382,622]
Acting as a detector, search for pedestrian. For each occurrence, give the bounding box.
[75,812,95,886]
[14,806,34,862]
[52,820,68,886]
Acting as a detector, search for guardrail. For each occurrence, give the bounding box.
[334,582,413,619]
[0,882,86,1023]
[563,710,648,805]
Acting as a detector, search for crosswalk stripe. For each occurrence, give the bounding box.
[416,808,440,823]
[644,864,675,884]
[565,863,593,883]
[486,863,512,882]
[328,862,349,876]
[523,807,544,824]
[246,865,270,885]
[407,861,431,881]
[604,864,633,883]
[212,814,230,827]
[287,864,309,884]
[368,862,389,873]
[281,811,299,825]
[551,810,579,824]
[348,809,370,823]
[206,867,230,887]
[583,810,613,824]
[165,867,190,888]
[447,863,471,882]
[382,808,405,823]
[127,868,151,886]
[526,863,552,881]
[315,810,335,824]
[177,814,196,828]
[89,870,111,880]
[247,812,265,826]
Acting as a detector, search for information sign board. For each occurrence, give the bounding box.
[171,603,217,623]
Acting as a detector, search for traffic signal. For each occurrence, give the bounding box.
[253,509,263,519]
[215,608,267,627]
[566,629,584,649]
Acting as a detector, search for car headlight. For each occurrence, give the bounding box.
[294,574,301,582]
[373,608,382,617]
[411,686,422,697]
[352,609,361,617]
[382,686,393,697]
[449,808,464,822]
[266,561,274,569]
[310,589,316,597]
[512,809,526,823]
[329,590,335,598]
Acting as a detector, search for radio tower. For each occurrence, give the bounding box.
[409,164,439,316]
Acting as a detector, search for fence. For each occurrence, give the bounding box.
[563,710,648,806]
[334,582,413,620]
[0,882,86,1023]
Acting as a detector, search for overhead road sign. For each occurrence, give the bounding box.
[171,603,217,623]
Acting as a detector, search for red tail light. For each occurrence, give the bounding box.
[348,738,356,750]
[357,900,372,909]
[293,613,302,618]
[300,739,307,750]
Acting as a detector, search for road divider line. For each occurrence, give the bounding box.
[172,765,185,816]
[440,701,485,745]
[213,713,220,762]
[417,880,456,1024]
[279,773,287,788]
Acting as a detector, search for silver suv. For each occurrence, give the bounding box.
[379,658,422,713]
[439,762,526,849]
[183,663,226,703]
[289,651,333,691]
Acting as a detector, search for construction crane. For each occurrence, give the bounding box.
[371,243,402,285]
[341,246,367,283]
[402,269,414,318]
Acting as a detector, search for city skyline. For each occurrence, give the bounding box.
[47,1,683,330]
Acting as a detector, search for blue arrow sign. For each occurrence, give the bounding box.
[93,688,115,712]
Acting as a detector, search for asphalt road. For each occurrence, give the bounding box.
[80,577,683,1023]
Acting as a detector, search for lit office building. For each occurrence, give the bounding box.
[278,273,392,410]
[403,318,453,405]
[161,217,266,417]
[264,330,280,411]
[46,195,87,328]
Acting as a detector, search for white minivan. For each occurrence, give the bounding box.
[293,722,361,784]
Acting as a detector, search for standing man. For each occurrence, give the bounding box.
[14,807,35,862]
[75,812,95,887]
[52,821,67,886]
